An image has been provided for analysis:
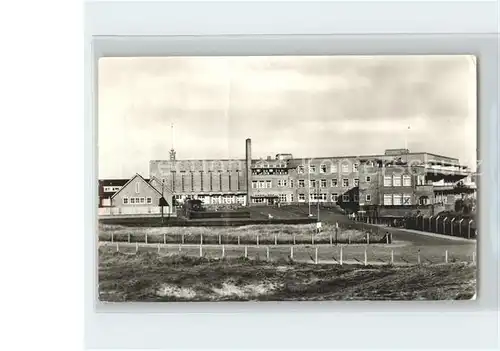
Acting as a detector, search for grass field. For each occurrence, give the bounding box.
[98,247,476,302]
[99,223,386,245]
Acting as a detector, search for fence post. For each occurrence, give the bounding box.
[315,247,318,264]
[200,234,203,246]
[199,245,203,257]
[145,234,148,244]
[181,234,185,244]
[178,244,181,252]
[435,216,440,233]
[459,219,464,237]
[472,251,476,264]
[367,233,370,245]
[111,232,114,243]
[245,245,248,258]
[417,250,421,265]
[218,235,221,245]
[116,242,119,252]
[311,234,314,245]
[468,220,473,239]
[266,246,270,260]
[163,233,166,245]
[364,248,367,266]
[386,233,390,244]
[157,244,160,254]
[128,233,130,243]
[445,250,448,263]
[135,242,138,253]
[450,218,455,236]
[391,250,394,265]
[274,235,277,246]
[290,246,294,259]
[340,246,343,266]
[442,217,448,234]
[222,245,225,258]
[293,234,296,245]
[257,235,259,246]
[330,234,332,246]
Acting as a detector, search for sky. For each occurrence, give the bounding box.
[98,55,477,179]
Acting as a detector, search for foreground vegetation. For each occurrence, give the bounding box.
[99,223,387,245]
[98,247,476,302]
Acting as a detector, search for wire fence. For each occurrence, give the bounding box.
[103,242,476,266]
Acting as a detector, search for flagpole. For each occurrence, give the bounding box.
[308,160,311,216]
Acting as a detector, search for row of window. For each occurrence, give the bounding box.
[383,194,412,206]
[295,193,361,202]
[298,163,359,174]
[123,197,153,205]
[252,168,289,175]
[384,175,412,187]
[251,178,366,189]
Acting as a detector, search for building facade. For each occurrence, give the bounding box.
[148,140,476,217]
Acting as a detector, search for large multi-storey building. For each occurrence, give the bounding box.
[148,139,476,217]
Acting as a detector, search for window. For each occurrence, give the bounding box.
[341,163,349,173]
[331,193,338,202]
[342,179,349,187]
[259,181,265,189]
[290,180,294,188]
[353,163,359,172]
[309,179,317,188]
[252,198,265,204]
[279,194,287,202]
[366,194,372,202]
[393,175,402,186]
[354,178,359,186]
[298,166,305,174]
[278,179,288,187]
[403,194,411,205]
[366,176,371,182]
[146,197,152,204]
[331,179,338,187]
[298,180,305,188]
[130,198,136,204]
[139,197,145,204]
[123,197,129,204]
[320,179,327,187]
[383,194,393,205]
[135,182,140,194]
[266,180,272,188]
[393,194,402,205]
[298,194,306,201]
[289,194,294,202]
[342,194,350,202]
[252,181,257,189]
[384,176,392,187]
[320,165,327,174]
[331,163,338,173]
[309,165,317,174]
[403,175,411,186]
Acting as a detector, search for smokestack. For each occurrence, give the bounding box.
[246,138,252,206]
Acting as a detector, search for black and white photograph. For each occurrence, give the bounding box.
[97,55,477,302]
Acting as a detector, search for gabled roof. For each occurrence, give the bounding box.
[110,173,162,199]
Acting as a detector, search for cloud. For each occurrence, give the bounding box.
[98,55,477,178]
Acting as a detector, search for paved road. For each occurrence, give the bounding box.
[275,206,475,247]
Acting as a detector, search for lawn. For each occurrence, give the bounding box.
[99,223,386,245]
[98,247,476,302]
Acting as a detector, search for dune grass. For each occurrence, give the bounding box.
[99,223,386,245]
[98,247,476,302]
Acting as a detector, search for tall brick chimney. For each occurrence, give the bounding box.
[245,138,252,206]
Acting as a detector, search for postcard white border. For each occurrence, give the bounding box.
[84,1,499,350]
